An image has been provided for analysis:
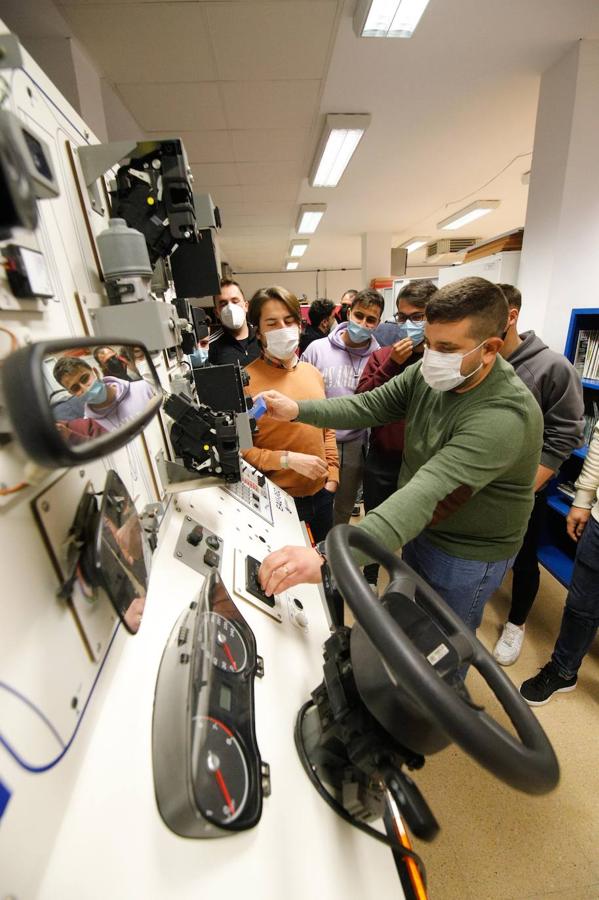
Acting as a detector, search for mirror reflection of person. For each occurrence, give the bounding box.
[93,346,142,381]
[56,417,108,446]
[53,357,156,433]
[102,501,147,633]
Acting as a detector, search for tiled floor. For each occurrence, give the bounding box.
[408,567,599,900]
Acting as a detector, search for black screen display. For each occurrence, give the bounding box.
[22,129,52,180]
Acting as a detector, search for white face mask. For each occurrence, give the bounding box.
[421,341,485,392]
[265,325,299,360]
[220,302,246,330]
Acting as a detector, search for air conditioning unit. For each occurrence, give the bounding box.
[426,237,477,263]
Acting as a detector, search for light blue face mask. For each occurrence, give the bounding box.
[190,348,209,366]
[347,319,373,343]
[397,320,426,345]
[85,378,108,405]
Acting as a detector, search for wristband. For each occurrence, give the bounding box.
[280,451,289,469]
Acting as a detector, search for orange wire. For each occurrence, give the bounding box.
[0,481,29,496]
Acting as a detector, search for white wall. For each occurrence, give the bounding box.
[518,40,599,350]
[234,269,362,303]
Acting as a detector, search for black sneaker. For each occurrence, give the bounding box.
[520,661,577,707]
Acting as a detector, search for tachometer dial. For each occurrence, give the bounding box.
[201,611,248,674]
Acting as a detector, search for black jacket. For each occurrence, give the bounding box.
[208,325,260,366]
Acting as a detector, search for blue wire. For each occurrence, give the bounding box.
[0,624,120,773]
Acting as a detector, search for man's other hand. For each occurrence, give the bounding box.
[259,390,299,421]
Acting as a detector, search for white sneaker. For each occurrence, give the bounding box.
[493,622,525,666]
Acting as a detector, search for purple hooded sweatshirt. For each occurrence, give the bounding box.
[300,322,379,443]
[84,376,155,432]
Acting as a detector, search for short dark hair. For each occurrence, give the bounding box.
[308,298,335,328]
[53,356,92,386]
[397,279,438,309]
[426,277,509,341]
[213,278,244,305]
[497,283,522,311]
[247,285,301,331]
[350,288,385,315]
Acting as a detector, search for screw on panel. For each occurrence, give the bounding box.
[185,515,192,521]
[71,696,78,709]
[176,551,182,558]
[79,469,85,477]
[41,501,50,512]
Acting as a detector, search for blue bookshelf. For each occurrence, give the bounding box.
[540,307,599,586]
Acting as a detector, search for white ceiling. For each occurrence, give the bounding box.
[5,0,599,275]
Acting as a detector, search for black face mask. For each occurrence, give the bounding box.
[105,357,128,378]
[338,305,349,322]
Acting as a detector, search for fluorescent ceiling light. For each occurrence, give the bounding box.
[437,200,500,231]
[309,114,371,188]
[297,204,327,234]
[289,240,309,258]
[399,236,429,253]
[354,0,431,38]
[285,260,299,271]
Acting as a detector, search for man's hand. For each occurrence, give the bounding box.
[259,545,324,596]
[534,464,555,493]
[390,337,414,366]
[259,390,299,421]
[567,505,591,542]
[287,452,328,480]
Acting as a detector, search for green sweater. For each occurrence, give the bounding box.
[297,355,543,562]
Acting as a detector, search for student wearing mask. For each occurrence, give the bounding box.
[520,422,599,705]
[336,289,358,323]
[209,279,260,366]
[256,278,543,634]
[299,298,336,354]
[492,284,584,665]
[356,279,438,584]
[93,346,135,381]
[301,289,383,525]
[374,280,438,347]
[241,287,339,543]
[53,357,156,433]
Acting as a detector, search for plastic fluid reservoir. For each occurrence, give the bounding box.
[96,218,153,280]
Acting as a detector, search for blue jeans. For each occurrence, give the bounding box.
[402,532,516,632]
[552,514,599,679]
[294,487,335,544]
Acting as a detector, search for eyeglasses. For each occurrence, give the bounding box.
[396,312,425,324]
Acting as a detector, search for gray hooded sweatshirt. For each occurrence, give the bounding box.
[507,330,584,471]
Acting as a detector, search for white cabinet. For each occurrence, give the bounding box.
[438,251,521,287]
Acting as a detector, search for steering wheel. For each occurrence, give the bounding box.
[326,525,559,795]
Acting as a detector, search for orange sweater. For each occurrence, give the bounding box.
[242,357,339,497]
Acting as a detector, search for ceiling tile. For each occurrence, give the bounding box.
[118,82,225,131]
[241,183,299,203]
[191,163,239,186]
[221,80,321,130]
[231,129,309,163]
[237,161,303,186]
[194,185,243,205]
[206,2,337,81]
[154,131,235,164]
[59,3,217,83]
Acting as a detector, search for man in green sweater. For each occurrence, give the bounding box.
[258,277,544,631]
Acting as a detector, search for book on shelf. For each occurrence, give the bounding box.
[574,329,599,379]
[583,403,599,445]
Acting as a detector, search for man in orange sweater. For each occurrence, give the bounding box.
[242,286,339,543]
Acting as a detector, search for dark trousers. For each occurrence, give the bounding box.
[294,487,335,544]
[362,445,402,584]
[552,514,599,679]
[508,489,548,627]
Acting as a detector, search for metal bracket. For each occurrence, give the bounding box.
[261,761,271,797]
[139,501,164,551]
[75,140,138,215]
[156,450,226,494]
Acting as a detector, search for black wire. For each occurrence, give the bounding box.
[294,701,427,888]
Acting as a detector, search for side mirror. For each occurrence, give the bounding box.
[2,337,162,467]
